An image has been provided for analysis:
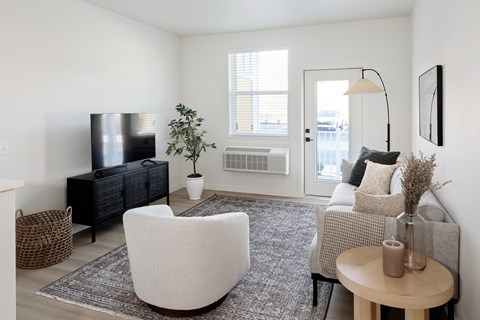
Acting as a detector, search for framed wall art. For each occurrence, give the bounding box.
[419,65,443,146]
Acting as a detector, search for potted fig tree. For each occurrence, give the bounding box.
[166,103,216,200]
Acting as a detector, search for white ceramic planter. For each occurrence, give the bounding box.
[186,176,204,200]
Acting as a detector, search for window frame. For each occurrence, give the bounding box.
[228,48,289,138]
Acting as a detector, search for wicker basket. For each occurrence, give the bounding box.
[16,207,73,269]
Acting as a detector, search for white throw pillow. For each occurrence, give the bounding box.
[352,191,405,216]
[341,159,354,183]
[357,160,400,195]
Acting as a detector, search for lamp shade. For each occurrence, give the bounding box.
[344,78,384,95]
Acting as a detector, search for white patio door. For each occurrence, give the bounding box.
[304,69,363,196]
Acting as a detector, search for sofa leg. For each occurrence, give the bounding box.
[311,273,340,307]
[312,278,318,306]
[448,299,454,320]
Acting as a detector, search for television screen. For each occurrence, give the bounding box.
[90,113,156,170]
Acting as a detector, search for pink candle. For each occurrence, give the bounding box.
[382,238,405,277]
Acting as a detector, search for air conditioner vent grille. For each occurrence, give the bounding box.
[225,154,269,171]
[223,146,289,175]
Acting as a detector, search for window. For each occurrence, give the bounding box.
[228,49,288,136]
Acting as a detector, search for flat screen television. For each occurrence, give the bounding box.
[90,113,156,171]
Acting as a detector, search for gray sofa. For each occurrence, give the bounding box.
[308,159,460,317]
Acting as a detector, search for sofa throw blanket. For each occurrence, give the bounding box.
[319,210,386,277]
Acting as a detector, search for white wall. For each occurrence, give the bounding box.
[412,1,480,319]
[0,0,181,212]
[181,17,411,197]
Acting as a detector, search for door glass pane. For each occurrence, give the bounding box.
[316,80,349,180]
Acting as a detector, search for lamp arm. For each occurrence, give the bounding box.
[363,68,390,151]
[362,68,390,125]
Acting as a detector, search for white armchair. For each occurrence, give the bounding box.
[123,205,250,317]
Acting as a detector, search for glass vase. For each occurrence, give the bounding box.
[396,205,427,271]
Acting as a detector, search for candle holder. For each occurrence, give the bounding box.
[382,236,405,278]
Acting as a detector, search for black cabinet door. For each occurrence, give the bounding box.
[125,169,149,208]
[94,175,124,221]
[148,163,168,200]
[67,178,94,226]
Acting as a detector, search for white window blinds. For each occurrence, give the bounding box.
[228,49,288,136]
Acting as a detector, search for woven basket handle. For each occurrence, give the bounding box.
[65,206,73,215]
[16,209,24,218]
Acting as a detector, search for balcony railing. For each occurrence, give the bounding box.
[316,127,349,180]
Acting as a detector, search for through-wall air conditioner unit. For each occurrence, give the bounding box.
[223,146,289,175]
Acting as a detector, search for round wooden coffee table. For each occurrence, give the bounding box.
[336,246,453,320]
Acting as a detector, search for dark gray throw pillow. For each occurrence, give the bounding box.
[348,146,401,187]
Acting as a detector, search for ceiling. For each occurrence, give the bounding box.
[81,0,416,37]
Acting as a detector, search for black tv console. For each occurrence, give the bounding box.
[67,160,169,243]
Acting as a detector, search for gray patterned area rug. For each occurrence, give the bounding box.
[37,194,333,320]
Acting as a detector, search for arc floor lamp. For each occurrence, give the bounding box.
[344,68,391,151]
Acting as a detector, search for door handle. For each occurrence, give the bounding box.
[305,137,314,142]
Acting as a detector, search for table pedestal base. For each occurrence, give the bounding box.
[405,308,429,320]
[354,295,379,320]
[354,295,429,320]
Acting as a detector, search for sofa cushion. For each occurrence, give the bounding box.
[327,205,354,212]
[390,165,403,194]
[357,161,400,195]
[348,146,401,187]
[352,191,405,217]
[328,183,355,207]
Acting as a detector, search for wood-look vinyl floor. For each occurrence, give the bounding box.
[16,189,353,320]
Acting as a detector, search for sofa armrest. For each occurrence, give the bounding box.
[309,208,385,278]
[309,208,460,300]
[384,216,460,300]
[428,220,460,299]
